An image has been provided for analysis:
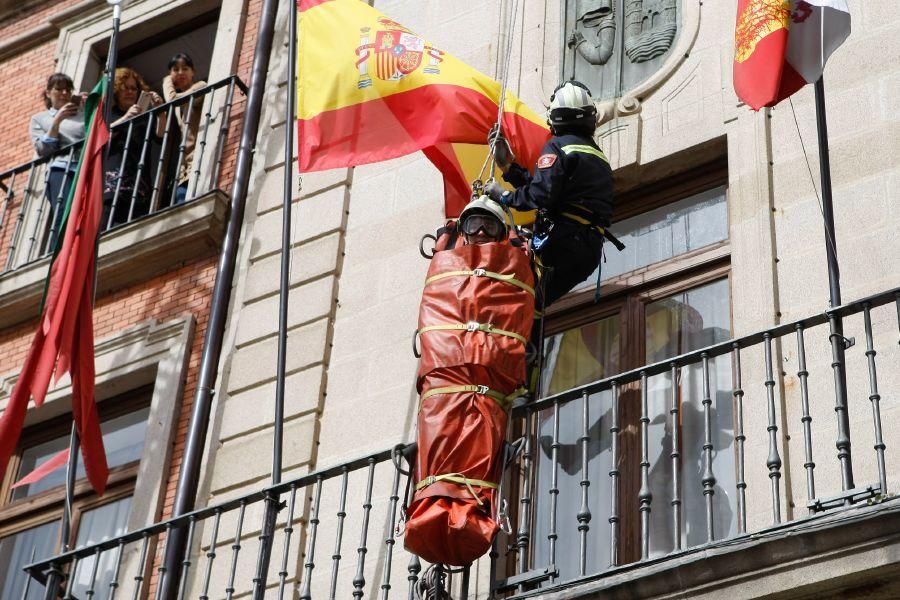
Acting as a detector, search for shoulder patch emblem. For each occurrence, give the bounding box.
[537,153,557,169]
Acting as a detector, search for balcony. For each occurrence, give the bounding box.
[20,285,900,599]
[0,76,246,328]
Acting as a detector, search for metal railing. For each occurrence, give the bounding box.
[0,75,247,275]
[22,285,900,598]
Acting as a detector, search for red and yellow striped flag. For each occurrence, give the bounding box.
[297,0,549,217]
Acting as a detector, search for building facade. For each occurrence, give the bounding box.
[0,0,898,598]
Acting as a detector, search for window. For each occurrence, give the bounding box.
[530,164,735,580]
[0,388,151,599]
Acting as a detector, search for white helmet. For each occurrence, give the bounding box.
[548,80,597,131]
[458,195,510,238]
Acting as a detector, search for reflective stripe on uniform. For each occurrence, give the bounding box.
[560,211,607,236]
[560,144,609,162]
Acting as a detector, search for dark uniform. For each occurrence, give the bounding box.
[501,132,614,306]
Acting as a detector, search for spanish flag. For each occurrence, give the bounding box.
[297,0,549,217]
[733,0,850,110]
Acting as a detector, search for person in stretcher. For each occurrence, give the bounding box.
[405,196,534,568]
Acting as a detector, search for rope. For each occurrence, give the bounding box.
[478,0,521,185]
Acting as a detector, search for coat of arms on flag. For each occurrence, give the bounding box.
[356,17,444,88]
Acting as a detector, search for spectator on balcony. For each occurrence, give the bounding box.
[103,67,163,228]
[161,53,207,205]
[29,73,86,246]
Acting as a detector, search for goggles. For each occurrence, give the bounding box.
[460,214,505,238]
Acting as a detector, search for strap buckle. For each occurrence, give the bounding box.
[465,321,480,332]
[472,268,486,277]
[476,385,490,395]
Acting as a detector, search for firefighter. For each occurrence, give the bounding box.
[458,195,509,245]
[484,80,615,307]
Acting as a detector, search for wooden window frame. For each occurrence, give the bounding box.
[0,386,152,542]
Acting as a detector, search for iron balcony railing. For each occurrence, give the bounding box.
[22,285,900,599]
[0,75,247,275]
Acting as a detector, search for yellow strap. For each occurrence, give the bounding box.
[420,384,524,411]
[424,269,534,296]
[418,322,527,345]
[561,143,609,162]
[415,473,499,505]
[560,212,607,236]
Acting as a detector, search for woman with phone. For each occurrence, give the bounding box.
[161,52,207,204]
[29,73,86,248]
[103,67,163,228]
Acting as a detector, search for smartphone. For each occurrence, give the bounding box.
[137,91,152,112]
[69,94,82,108]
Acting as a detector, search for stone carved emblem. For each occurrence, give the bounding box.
[565,0,681,102]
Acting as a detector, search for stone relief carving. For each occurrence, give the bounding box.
[564,0,682,103]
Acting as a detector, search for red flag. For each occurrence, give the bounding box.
[733,0,851,110]
[0,81,109,495]
[11,449,69,489]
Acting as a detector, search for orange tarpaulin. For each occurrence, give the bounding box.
[405,241,534,566]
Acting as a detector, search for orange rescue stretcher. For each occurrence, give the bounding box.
[404,230,534,566]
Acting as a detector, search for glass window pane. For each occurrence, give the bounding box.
[71,496,133,596]
[574,186,728,291]
[541,313,622,397]
[0,520,60,600]
[13,407,151,500]
[643,279,736,556]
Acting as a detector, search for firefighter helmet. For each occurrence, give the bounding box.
[547,80,597,131]
[459,195,509,238]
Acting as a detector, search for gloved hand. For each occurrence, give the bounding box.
[484,181,507,204]
[487,124,514,169]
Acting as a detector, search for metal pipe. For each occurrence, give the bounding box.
[815,76,854,491]
[161,0,282,590]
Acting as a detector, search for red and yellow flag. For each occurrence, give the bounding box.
[297,0,549,217]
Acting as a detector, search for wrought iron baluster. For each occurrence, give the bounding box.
[152,525,172,600]
[863,303,888,493]
[107,121,135,230]
[763,333,783,524]
[380,450,404,600]
[5,168,37,270]
[577,390,591,577]
[27,165,52,261]
[352,459,377,599]
[406,556,421,600]
[277,485,299,600]
[44,148,76,255]
[329,467,349,599]
[547,400,561,581]
[175,517,198,600]
[63,557,80,600]
[211,81,238,190]
[608,381,620,567]
[516,409,534,581]
[85,548,102,599]
[130,534,151,600]
[149,108,176,214]
[168,94,196,206]
[700,354,717,543]
[639,372,652,560]
[0,171,17,234]
[299,478,323,600]
[128,115,155,218]
[224,501,247,600]
[190,84,220,199]
[669,364,682,550]
[795,324,816,509]
[106,539,125,600]
[731,344,747,534]
[198,510,222,600]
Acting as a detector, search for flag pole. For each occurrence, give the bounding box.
[250,0,298,595]
[813,75,854,492]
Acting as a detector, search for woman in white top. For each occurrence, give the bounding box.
[28,73,86,247]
